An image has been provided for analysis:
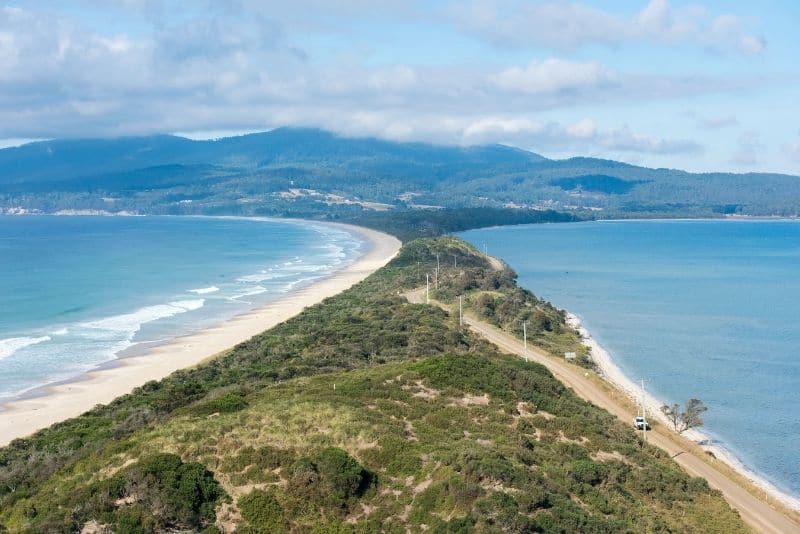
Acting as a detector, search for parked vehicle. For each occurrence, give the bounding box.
[634,416,651,431]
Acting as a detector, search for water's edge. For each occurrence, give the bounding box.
[459,220,800,509]
[565,311,800,511]
[0,215,367,406]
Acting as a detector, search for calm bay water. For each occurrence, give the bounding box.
[460,220,800,499]
[0,215,363,400]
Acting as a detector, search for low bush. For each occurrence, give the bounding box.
[238,489,285,533]
[190,391,249,416]
[286,448,374,513]
[59,453,228,533]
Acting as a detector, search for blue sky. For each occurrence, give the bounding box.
[1,0,798,174]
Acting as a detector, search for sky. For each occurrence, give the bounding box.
[1,0,799,174]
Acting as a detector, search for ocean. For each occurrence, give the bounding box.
[0,215,363,401]
[460,220,800,501]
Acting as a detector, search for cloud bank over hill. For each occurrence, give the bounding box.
[0,1,795,173]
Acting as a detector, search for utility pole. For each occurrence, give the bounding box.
[426,273,430,304]
[417,261,420,280]
[641,379,648,445]
[459,295,463,326]
[523,321,528,362]
[453,254,457,268]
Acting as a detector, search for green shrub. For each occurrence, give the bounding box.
[116,505,159,534]
[473,492,534,532]
[220,444,293,475]
[76,453,227,533]
[284,448,373,515]
[238,489,285,532]
[570,459,607,486]
[414,354,514,401]
[409,483,448,524]
[444,475,483,508]
[437,516,474,533]
[463,453,523,487]
[191,391,249,416]
[315,447,373,505]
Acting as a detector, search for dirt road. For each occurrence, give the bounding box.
[405,287,800,534]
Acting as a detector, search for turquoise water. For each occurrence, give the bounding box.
[0,215,363,400]
[460,220,800,500]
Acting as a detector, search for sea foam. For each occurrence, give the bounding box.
[0,336,51,360]
[237,271,284,283]
[230,286,268,301]
[188,286,220,295]
[81,299,205,334]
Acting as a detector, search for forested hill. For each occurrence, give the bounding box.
[1,127,798,217]
[0,129,544,187]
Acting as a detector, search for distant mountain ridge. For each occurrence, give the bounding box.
[0,127,798,217]
[0,128,546,185]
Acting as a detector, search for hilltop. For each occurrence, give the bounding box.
[1,128,798,218]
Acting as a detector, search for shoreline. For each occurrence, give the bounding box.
[0,216,361,405]
[597,216,800,223]
[566,312,800,512]
[0,221,401,446]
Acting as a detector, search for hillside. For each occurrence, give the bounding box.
[0,237,747,533]
[1,128,798,218]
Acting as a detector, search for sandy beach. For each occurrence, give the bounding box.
[0,222,400,447]
[566,313,800,513]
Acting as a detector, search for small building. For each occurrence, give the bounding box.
[564,352,577,360]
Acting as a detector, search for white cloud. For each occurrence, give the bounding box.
[454,1,624,49]
[0,137,47,149]
[708,14,766,55]
[730,131,763,166]
[492,59,616,94]
[462,117,545,142]
[0,5,731,142]
[456,115,700,155]
[784,140,800,162]
[0,2,760,169]
[366,65,418,91]
[737,35,766,56]
[598,125,703,155]
[566,118,596,139]
[695,113,739,130]
[452,0,766,55]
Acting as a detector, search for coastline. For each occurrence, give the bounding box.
[0,222,401,446]
[566,312,800,512]
[0,214,360,404]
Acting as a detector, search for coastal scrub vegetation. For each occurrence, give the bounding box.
[72,453,226,532]
[0,237,746,532]
[402,237,592,366]
[345,207,581,242]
